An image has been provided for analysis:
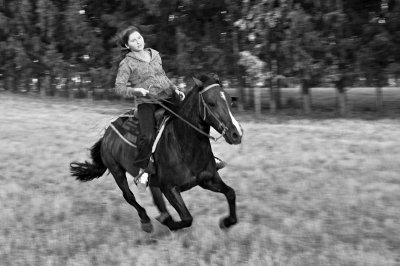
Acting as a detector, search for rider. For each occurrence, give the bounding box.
[114,25,225,186]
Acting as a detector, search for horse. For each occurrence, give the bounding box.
[70,73,243,233]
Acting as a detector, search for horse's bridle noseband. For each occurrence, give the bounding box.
[199,83,229,139]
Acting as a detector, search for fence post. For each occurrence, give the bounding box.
[269,83,278,114]
[0,74,4,91]
[42,73,51,97]
[301,80,312,114]
[39,76,46,97]
[87,87,94,102]
[376,86,383,113]
[254,86,262,117]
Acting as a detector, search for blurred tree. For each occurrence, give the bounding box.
[238,50,267,116]
[225,0,245,111]
[353,0,398,112]
[385,0,400,84]
[320,0,356,116]
[288,0,375,116]
[388,0,400,82]
[167,0,230,76]
[357,25,393,112]
[235,0,270,112]
[281,3,326,114]
[1,0,34,92]
[320,0,399,115]
[1,0,399,115]
[61,0,104,96]
[235,0,294,113]
[34,0,64,95]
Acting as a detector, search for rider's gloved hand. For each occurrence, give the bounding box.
[136,88,149,96]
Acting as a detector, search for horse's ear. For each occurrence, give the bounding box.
[211,73,222,86]
[212,73,220,82]
[192,76,203,87]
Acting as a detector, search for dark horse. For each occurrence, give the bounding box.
[70,74,243,233]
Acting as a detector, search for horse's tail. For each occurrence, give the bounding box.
[70,138,107,182]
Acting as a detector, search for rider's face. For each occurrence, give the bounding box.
[126,31,144,52]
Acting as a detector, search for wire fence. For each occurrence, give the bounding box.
[1,75,399,115]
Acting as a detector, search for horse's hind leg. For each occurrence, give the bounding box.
[106,160,153,233]
[200,173,237,229]
[161,187,193,231]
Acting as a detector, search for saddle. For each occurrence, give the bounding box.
[110,108,168,149]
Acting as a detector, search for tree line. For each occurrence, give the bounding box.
[1,0,400,115]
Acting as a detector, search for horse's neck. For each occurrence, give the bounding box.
[173,92,212,154]
[171,119,212,168]
[174,119,210,144]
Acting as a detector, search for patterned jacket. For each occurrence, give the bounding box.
[115,49,176,104]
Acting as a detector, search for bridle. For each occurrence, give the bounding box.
[199,83,229,138]
[147,83,228,141]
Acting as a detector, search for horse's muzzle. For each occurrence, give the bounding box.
[225,126,243,145]
[230,131,242,144]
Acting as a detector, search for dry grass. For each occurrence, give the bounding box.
[1,92,400,266]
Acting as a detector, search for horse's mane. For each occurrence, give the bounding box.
[178,74,212,124]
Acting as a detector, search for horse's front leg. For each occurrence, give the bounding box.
[200,172,237,229]
[161,186,193,231]
[149,186,175,227]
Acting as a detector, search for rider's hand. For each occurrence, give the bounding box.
[138,88,150,96]
[135,88,149,96]
[175,89,185,101]
[126,87,149,97]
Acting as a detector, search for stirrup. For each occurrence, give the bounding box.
[147,156,156,174]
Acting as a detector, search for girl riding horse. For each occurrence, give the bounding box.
[71,73,243,232]
[114,26,225,187]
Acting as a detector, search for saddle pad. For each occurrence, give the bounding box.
[110,110,140,148]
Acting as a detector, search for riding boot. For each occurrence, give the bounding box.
[134,169,149,191]
[138,141,156,175]
[134,155,155,191]
[137,134,153,166]
[134,133,156,189]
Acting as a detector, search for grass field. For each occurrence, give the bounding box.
[1,92,400,266]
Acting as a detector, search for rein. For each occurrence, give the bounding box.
[147,83,226,142]
[199,84,229,137]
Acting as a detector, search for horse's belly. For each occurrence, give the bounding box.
[179,175,198,191]
[156,166,197,190]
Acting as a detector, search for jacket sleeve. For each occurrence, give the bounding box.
[115,59,132,98]
[157,53,177,91]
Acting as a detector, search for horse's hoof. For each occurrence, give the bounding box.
[141,222,153,233]
[219,217,228,229]
[219,217,237,230]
